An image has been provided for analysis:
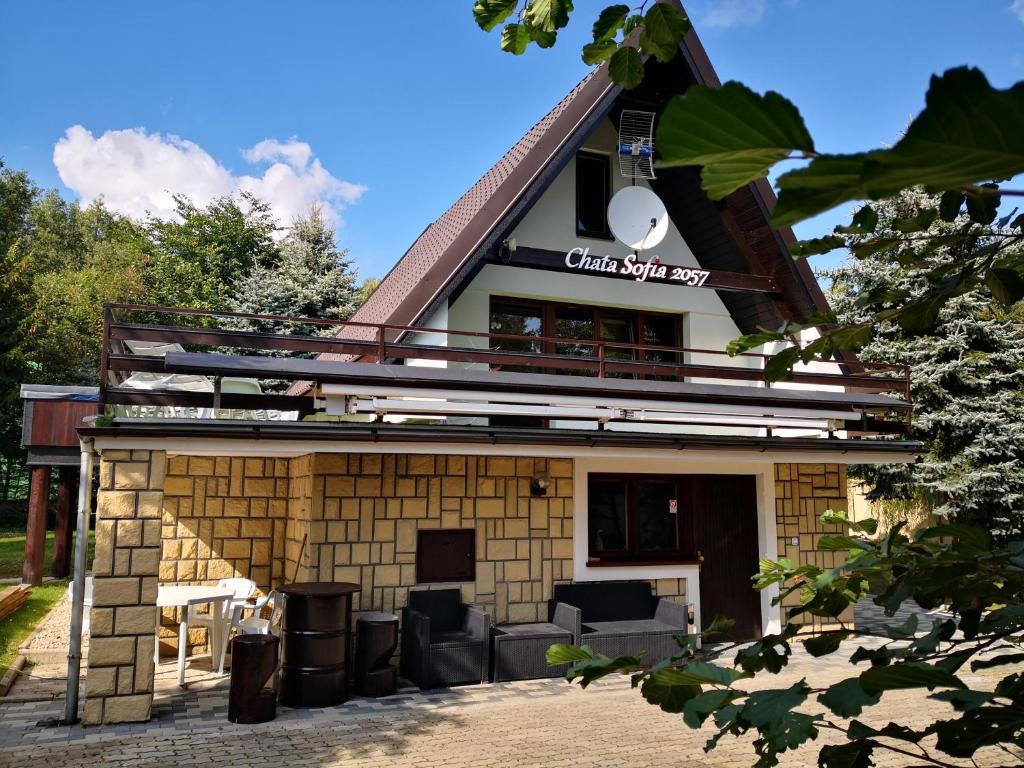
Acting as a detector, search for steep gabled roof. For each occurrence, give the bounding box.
[292,2,833,393]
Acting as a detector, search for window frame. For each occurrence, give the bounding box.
[586,473,699,566]
[487,296,684,376]
[575,150,614,240]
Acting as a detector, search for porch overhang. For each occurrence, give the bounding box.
[79,419,920,465]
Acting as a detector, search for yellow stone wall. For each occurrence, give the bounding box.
[155,451,689,630]
[774,463,851,631]
[84,449,164,725]
[307,454,577,623]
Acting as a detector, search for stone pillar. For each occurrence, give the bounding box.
[84,449,165,725]
[22,465,51,586]
[51,466,77,579]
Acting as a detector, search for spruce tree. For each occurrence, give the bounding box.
[229,204,359,340]
[824,189,1024,538]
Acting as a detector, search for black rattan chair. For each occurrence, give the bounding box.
[400,589,490,689]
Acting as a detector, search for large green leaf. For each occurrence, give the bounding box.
[932,707,1023,758]
[523,0,572,33]
[802,630,849,658]
[608,46,643,89]
[582,39,617,65]
[473,0,519,31]
[859,661,965,695]
[682,689,743,728]
[818,740,877,768]
[863,68,1024,196]
[741,682,808,727]
[500,23,530,54]
[657,82,814,199]
[986,248,1024,305]
[591,3,629,41]
[773,154,870,228]
[545,643,593,665]
[640,670,702,713]
[774,68,1024,227]
[819,678,881,717]
[638,2,690,63]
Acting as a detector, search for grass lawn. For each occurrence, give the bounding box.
[0,579,69,670]
[0,530,95,580]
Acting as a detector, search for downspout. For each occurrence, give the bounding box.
[64,437,95,725]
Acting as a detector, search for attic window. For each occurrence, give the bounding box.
[576,151,612,240]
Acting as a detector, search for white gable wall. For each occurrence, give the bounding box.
[448,117,754,372]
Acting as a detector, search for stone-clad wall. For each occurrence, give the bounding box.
[774,463,851,631]
[308,454,577,623]
[84,449,164,725]
[158,455,293,653]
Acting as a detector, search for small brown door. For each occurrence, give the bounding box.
[692,475,762,641]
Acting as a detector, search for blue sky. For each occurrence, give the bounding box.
[2,1,1023,279]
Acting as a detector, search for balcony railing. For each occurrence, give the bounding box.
[100,303,911,427]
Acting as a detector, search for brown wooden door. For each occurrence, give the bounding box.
[692,475,762,641]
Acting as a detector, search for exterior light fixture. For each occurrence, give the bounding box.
[530,472,552,497]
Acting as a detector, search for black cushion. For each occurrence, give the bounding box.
[551,581,655,622]
[408,589,462,632]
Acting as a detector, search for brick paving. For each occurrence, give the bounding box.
[1,640,1018,767]
[0,598,1013,767]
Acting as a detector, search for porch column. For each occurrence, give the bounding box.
[83,449,165,725]
[22,465,51,586]
[51,466,77,579]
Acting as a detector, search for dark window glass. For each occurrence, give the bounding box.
[637,481,679,551]
[490,301,542,374]
[600,313,636,378]
[588,475,691,563]
[576,152,612,239]
[588,479,627,552]
[642,314,681,380]
[555,304,596,375]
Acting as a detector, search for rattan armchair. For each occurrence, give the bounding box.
[400,589,490,689]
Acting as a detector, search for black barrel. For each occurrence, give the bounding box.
[277,582,361,707]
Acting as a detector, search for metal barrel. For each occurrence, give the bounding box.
[277,582,360,708]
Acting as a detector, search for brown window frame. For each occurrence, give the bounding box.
[488,296,684,376]
[575,150,614,240]
[586,474,699,566]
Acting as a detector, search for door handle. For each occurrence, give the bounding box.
[697,550,705,570]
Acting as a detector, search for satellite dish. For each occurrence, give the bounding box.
[607,186,669,251]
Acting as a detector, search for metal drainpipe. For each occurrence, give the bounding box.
[64,438,95,725]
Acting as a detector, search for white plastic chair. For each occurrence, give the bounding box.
[68,576,94,635]
[186,577,256,672]
[236,590,283,636]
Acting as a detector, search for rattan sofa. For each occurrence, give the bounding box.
[548,581,690,662]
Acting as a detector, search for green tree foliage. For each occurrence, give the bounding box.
[146,192,279,310]
[0,161,38,501]
[550,514,1024,768]
[10,193,150,385]
[824,190,1024,539]
[355,276,380,308]
[474,1,1024,376]
[229,204,359,339]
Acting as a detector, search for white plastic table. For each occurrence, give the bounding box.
[156,585,235,687]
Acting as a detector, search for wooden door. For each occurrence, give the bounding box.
[693,475,762,641]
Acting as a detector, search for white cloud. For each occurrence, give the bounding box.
[1012,0,1024,23]
[693,0,767,29]
[53,126,366,228]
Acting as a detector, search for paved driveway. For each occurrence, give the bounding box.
[0,638,1015,768]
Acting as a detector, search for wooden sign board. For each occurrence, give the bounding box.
[497,246,781,295]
